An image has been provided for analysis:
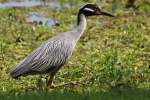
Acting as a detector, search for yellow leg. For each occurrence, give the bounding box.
[47,82,61,88]
[47,72,55,88]
[47,80,78,88]
[47,73,78,88]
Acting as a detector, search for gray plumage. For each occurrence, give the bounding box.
[10,31,77,78]
[10,3,114,87]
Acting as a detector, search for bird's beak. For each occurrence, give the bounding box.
[99,11,115,17]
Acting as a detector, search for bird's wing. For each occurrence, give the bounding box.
[10,38,73,77]
[29,39,72,71]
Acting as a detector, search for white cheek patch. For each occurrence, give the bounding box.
[84,8,94,12]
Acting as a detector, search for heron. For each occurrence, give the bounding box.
[10,3,114,88]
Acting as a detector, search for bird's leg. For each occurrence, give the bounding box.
[47,72,57,88]
[47,74,62,88]
[47,72,78,88]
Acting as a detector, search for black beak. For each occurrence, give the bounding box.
[100,11,115,17]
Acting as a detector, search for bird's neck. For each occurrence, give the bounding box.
[77,13,87,29]
[74,13,87,42]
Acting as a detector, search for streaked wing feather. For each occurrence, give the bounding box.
[10,36,73,78]
[20,38,71,72]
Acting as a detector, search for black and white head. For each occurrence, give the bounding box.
[79,3,115,17]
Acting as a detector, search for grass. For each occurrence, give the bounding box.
[0,89,150,100]
[0,0,150,99]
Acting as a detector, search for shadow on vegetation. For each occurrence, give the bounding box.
[0,88,150,100]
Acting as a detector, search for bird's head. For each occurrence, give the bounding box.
[79,3,115,17]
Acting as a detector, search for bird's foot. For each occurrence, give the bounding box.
[47,81,78,89]
[61,81,77,86]
[47,83,59,88]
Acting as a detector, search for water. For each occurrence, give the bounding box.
[0,0,70,8]
[0,0,80,27]
[26,14,59,27]
[0,1,42,7]
[0,0,61,27]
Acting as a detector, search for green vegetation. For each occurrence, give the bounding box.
[0,0,150,99]
[0,89,150,100]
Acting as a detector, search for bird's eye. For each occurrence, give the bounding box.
[95,8,101,13]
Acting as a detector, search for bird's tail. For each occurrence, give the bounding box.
[10,66,24,78]
[10,60,29,78]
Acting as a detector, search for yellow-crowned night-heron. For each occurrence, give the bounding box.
[10,3,114,88]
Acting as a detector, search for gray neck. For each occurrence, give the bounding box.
[61,13,87,43]
[74,13,87,42]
